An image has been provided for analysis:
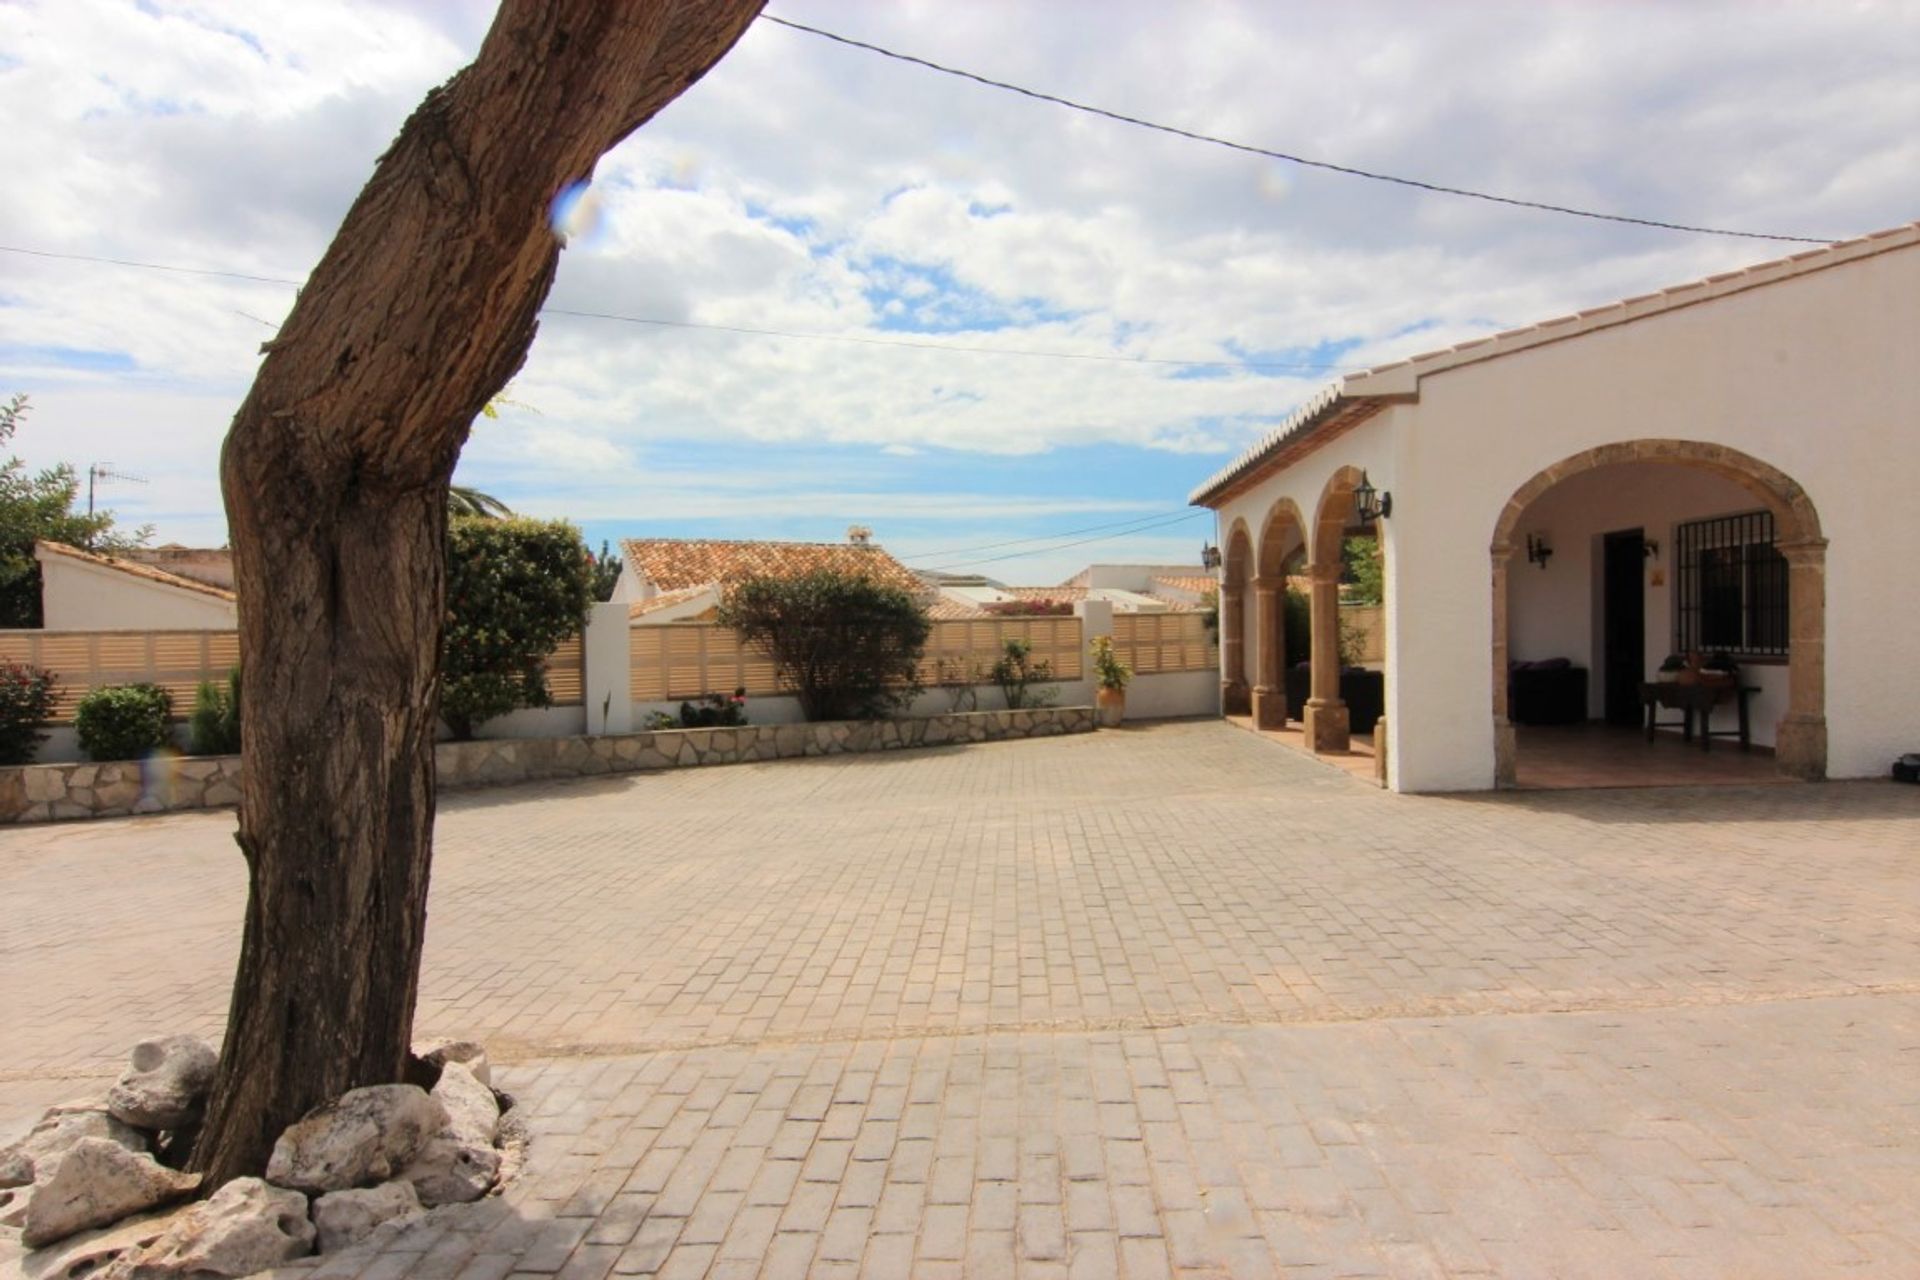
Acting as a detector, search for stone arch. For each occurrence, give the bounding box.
[1221,519,1253,715]
[1489,438,1826,784]
[1310,465,1370,572]
[1251,499,1308,728]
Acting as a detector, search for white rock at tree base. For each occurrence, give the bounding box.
[264,1085,446,1195]
[416,1040,491,1087]
[396,1134,499,1208]
[20,1138,201,1249]
[430,1064,498,1148]
[0,1105,150,1192]
[106,1037,219,1132]
[310,1181,421,1254]
[13,1203,195,1280]
[394,1062,501,1208]
[97,1177,313,1280]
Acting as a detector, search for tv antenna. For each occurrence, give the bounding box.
[87,463,147,517]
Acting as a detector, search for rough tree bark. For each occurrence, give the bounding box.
[192,0,766,1188]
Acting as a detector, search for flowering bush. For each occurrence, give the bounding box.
[0,659,58,765]
[677,689,748,728]
[75,682,173,761]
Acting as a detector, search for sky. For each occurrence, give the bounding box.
[1,1,1915,585]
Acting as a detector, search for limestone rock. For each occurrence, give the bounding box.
[21,1138,200,1249]
[264,1086,446,1194]
[417,1040,491,1088]
[99,1177,313,1280]
[396,1133,498,1208]
[107,1036,219,1132]
[1,1105,149,1188]
[16,1203,193,1280]
[431,1064,498,1147]
[310,1181,420,1254]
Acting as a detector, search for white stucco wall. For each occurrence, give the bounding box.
[39,555,238,630]
[1506,464,1789,745]
[1212,235,1920,790]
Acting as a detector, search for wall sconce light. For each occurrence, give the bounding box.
[1525,532,1553,569]
[1200,542,1222,570]
[1353,471,1392,525]
[1641,538,1661,562]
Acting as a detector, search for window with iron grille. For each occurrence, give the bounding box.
[1674,510,1788,658]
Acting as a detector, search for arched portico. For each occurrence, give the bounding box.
[1221,520,1252,716]
[1251,498,1306,729]
[1491,439,1826,784]
[1302,467,1368,753]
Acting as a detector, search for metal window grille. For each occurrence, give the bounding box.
[1674,510,1788,658]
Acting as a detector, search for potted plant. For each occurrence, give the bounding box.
[1089,635,1132,727]
[1657,654,1686,683]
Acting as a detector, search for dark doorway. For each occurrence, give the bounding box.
[1602,529,1646,726]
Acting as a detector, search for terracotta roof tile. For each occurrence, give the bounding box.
[627,584,715,619]
[35,540,238,604]
[620,538,924,595]
[1151,575,1218,598]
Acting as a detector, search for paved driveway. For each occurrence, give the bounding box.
[3,721,1918,1277]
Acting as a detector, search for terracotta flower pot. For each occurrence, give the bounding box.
[1096,686,1126,727]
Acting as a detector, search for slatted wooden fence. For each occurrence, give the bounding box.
[0,629,585,723]
[1109,612,1217,674]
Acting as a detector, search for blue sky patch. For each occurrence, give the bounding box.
[0,345,138,373]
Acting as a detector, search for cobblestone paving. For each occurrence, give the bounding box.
[4,721,1919,1276]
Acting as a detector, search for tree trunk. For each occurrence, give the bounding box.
[192,0,766,1189]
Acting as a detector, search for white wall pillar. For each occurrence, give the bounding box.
[1074,597,1114,642]
[583,601,633,736]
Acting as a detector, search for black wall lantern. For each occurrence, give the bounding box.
[1352,471,1392,525]
[1200,542,1222,570]
[1525,532,1554,569]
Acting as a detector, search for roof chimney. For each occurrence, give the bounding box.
[847,525,873,547]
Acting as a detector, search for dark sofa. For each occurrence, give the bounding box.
[1283,664,1385,734]
[1508,660,1589,726]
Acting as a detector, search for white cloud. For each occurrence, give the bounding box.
[2,0,1916,564]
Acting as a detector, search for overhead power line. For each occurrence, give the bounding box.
[918,509,1208,573]
[0,243,1346,375]
[909,508,1193,562]
[760,14,1837,246]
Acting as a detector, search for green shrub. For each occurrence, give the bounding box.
[0,659,58,765]
[187,667,242,756]
[1089,634,1132,692]
[75,683,173,761]
[718,569,931,722]
[442,516,594,740]
[678,690,748,728]
[991,637,1056,709]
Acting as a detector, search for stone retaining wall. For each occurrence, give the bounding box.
[0,754,243,824]
[0,706,1096,824]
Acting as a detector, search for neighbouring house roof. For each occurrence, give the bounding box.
[620,537,925,596]
[627,584,716,620]
[34,540,238,604]
[1188,218,1920,508]
[1151,574,1218,598]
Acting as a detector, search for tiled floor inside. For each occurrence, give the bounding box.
[1514,722,1789,790]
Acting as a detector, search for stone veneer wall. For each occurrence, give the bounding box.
[0,706,1096,825]
[0,755,243,824]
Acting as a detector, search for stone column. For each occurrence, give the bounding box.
[1490,543,1517,787]
[1301,562,1349,752]
[1221,585,1250,715]
[1250,575,1285,729]
[1775,537,1827,780]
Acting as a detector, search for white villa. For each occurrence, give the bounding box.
[1191,220,1920,792]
